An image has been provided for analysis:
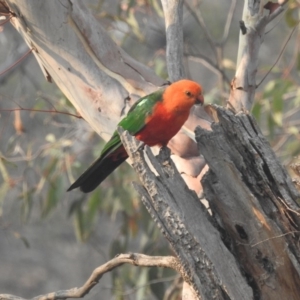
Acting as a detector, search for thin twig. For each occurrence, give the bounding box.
[283,27,300,78]
[256,25,298,88]
[187,55,231,85]
[116,275,178,296]
[251,231,300,247]
[0,48,32,76]
[267,1,288,24]
[184,0,217,59]
[219,0,237,45]
[161,0,185,81]
[278,197,300,216]
[0,254,180,300]
[0,107,82,119]
[0,16,10,26]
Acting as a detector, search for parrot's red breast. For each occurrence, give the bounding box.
[135,80,204,146]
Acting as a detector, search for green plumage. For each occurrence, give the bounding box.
[68,88,165,193]
[94,88,164,161]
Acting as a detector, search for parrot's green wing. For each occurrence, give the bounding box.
[99,88,164,159]
[67,88,165,193]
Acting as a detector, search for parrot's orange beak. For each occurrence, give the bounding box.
[196,94,204,105]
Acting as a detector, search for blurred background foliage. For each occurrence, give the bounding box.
[0,0,300,299]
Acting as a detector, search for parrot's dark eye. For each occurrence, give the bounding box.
[185,91,192,97]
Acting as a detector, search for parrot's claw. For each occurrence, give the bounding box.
[158,146,171,165]
[134,141,145,153]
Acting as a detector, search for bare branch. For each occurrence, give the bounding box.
[161,0,185,81]
[267,1,287,24]
[187,55,231,85]
[228,0,289,111]
[0,254,180,300]
[0,107,82,119]
[0,15,10,25]
[184,0,217,59]
[0,46,32,81]
[257,24,298,87]
[219,0,237,45]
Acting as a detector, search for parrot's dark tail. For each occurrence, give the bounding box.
[67,146,128,193]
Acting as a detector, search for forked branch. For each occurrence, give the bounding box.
[0,254,180,300]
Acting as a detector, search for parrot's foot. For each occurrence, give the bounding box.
[134,141,145,153]
[157,146,171,165]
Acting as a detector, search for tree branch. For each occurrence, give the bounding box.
[0,43,31,83]
[0,107,82,119]
[257,24,297,87]
[184,0,217,59]
[118,128,253,300]
[186,54,231,86]
[228,0,288,111]
[0,254,179,300]
[161,0,185,81]
[219,0,237,45]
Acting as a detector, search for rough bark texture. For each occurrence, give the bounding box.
[197,106,300,299]
[119,129,253,299]
[120,105,300,300]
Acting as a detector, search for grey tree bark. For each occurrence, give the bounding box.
[119,105,300,299]
[1,0,299,299]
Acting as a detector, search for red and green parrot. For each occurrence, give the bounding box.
[68,79,204,193]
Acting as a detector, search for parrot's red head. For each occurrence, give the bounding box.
[163,79,204,113]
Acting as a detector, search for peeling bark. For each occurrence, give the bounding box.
[196,105,300,299]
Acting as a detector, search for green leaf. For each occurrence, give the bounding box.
[285,4,299,28]
[86,189,102,221]
[267,113,276,139]
[20,183,35,222]
[272,94,283,113]
[272,111,283,126]
[297,53,300,72]
[73,205,85,241]
[0,182,10,216]
[287,126,299,135]
[263,80,276,97]
[252,102,262,120]
[41,177,63,217]
[286,140,300,157]
[136,268,149,300]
